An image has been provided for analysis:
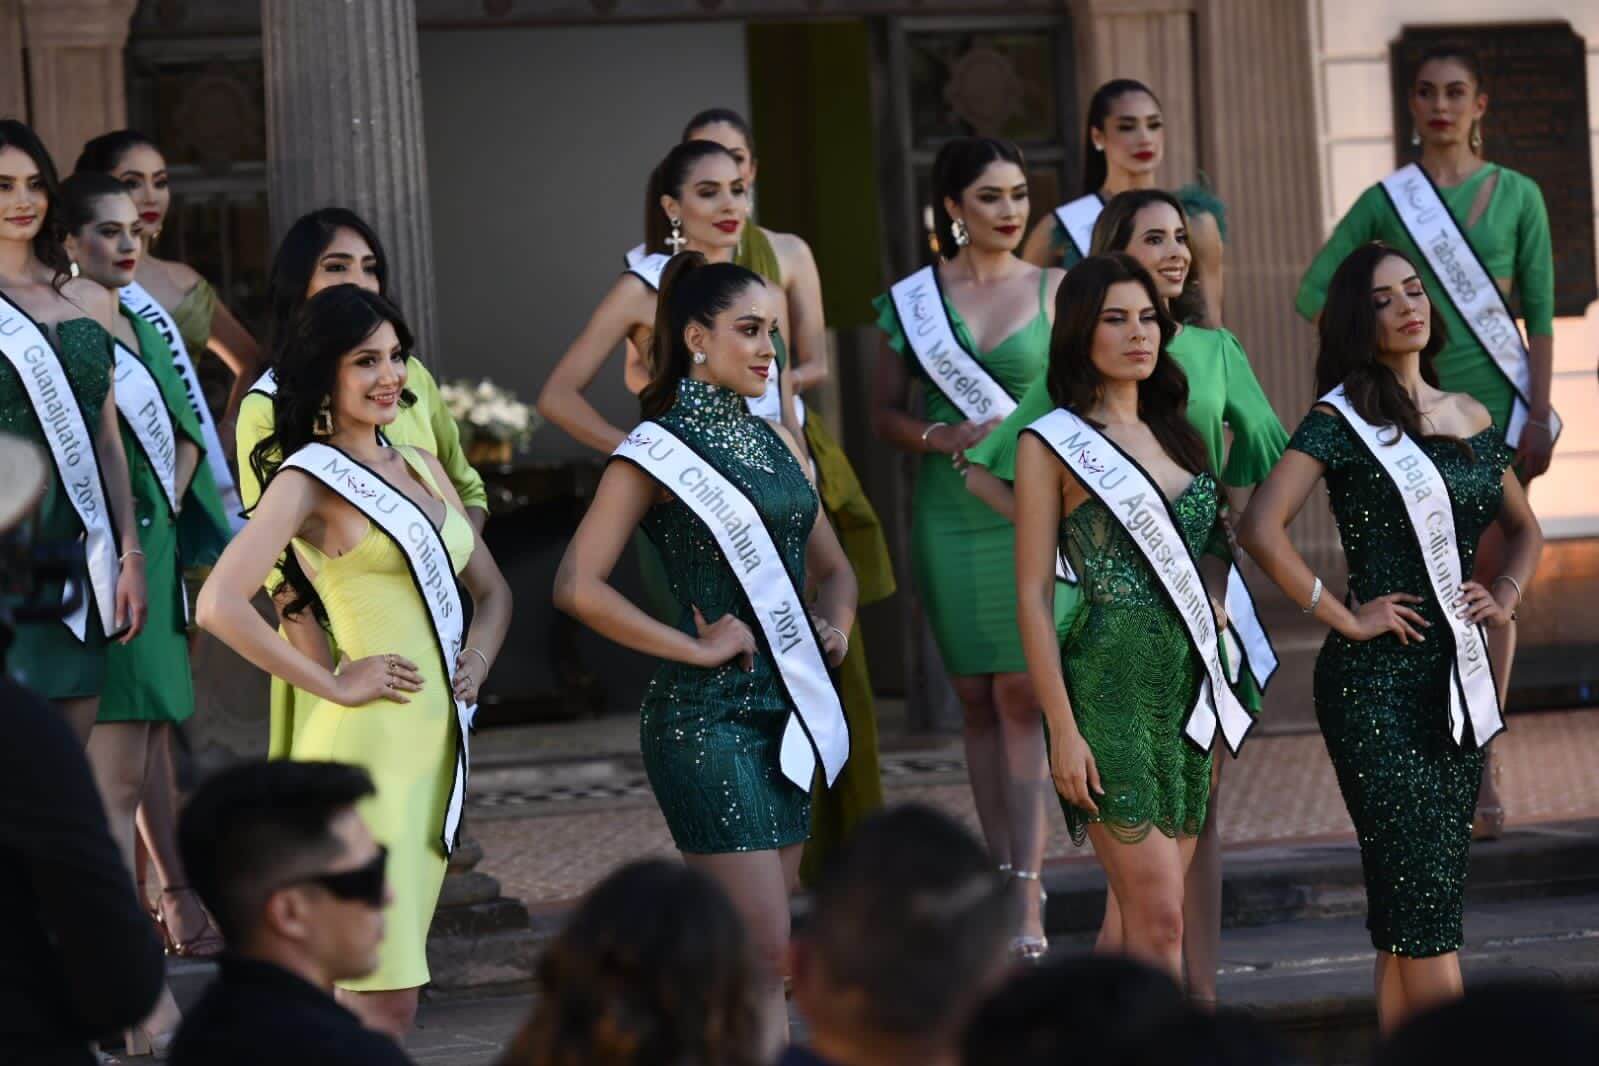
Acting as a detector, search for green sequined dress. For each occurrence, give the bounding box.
[2,318,114,700]
[631,380,819,854]
[1055,471,1224,843]
[1289,410,1511,957]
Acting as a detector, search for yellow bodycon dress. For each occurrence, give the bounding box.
[286,446,474,991]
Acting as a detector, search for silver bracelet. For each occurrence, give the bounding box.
[825,623,849,657]
[921,421,948,448]
[1491,574,1524,611]
[1303,576,1323,614]
[462,646,490,673]
[119,548,146,563]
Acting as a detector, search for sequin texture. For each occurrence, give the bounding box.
[634,379,818,853]
[1290,410,1511,958]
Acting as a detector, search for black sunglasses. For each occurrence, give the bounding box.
[284,846,388,908]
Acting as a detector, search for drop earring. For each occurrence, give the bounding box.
[1469,120,1483,154]
[1411,127,1421,148]
[667,218,686,253]
[314,399,334,436]
[951,218,970,248]
[69,261,80,278]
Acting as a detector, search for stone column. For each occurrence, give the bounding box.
[1067,0,1198,193]
[0,2,24,121]
[17,0,137,168]
[262,0,440,362]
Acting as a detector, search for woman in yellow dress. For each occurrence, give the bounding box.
[198,285,512,1037]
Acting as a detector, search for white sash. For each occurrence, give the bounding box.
[1053,193,1103,260]
[614,421,849,789]
[1378,164,1560,448]
[0,291,121,640]
[624,246,670,291]
[113,341,180,515]
[247,366,277,399]
[1320,386,1504,746]
[888,266,1018,423]
[1222,564,1278,690]
[1026,407,1253,754]
[280,443,476,854]
[119,280,245,531]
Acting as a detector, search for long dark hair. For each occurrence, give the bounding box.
[639,251,765,420]
[1090,188,1207,325]
[57,171,133,235]
[250,285,415,621]
[501,860,763,1066]
[930,137,1025,261]
[681,107,753,153]
[1315,242,1455,449]
[1046,253,1209,476]
[0,120,72,283]
[1413,45,1487,157]
[643,140,737,255]
[73,129,160,176]
[266,207,390,359]
[1081,79,1160,196]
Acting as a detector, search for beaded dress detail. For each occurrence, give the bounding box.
[635,379,819,854]
[1056,472,1226,844]
[1290,410,1511,957]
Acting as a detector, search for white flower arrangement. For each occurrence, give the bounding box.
[440,377,540,451]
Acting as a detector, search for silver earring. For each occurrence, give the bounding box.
[951,218,970,247]
[68,261,80,278]
[667,218,686,253]
[1094,142,1104,152]
[1469,120,1483,154]
[1411,127,1421,147]
[692,351,707,365]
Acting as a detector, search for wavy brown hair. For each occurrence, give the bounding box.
[1046,253,1209,477]
[1314,241,1458,450]
[499,860,763,1066]
[1090,188,1207,326]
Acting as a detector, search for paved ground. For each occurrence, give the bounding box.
[467,706,1599,909]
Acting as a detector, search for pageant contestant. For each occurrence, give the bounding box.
[871,136,1063,958]
[1242,242,1541,1027]
[967,189,1285,998]
[77,130,262,524]
[237,208,490,759]
[1021,79,1226,326]
[554,252,856,1049]
[1295,48,1555,837]
[1015,253,1243,981]
[678,107,894,881]
[198,286,511,1037]
[0,120,147,741]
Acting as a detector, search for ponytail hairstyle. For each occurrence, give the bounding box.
[57,171,134,237]
[929,137,1025,261]
[1090,188,1207,326]
[681,107,754,154]
[1314,242,1458,451]
[643,140,738,255]
[266,207,390,360]
[1046,253,1209,476]
[0,120,72,283]
[1081,79,1160,196]
[250,285,416,621]
[639,251,767,421]
[74,129,161,177]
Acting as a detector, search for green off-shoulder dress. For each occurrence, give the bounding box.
[872,271,1052,676]
[1289,410,1511,957]
[99,309,230,723]
[1296,164,1554,438]
[967,324,1287,705]
[2,318,114,700]
[629,380,820,854]
[1049,469,1227,842]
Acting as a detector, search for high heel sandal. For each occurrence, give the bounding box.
[158,885,225,958]
[123,1023,176,1059]
[1009,868,1049,962]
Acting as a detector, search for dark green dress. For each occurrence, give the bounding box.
[1289,411,1511,957]
[2,318,114,700]
[1056,472,1224,843]
[634,379,819,854]
[99,310,227,723]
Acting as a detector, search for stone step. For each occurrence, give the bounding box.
[1039,818,1599,938]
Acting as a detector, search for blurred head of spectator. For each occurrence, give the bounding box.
[499,859,763,1066]
[783,804,1019,1066]
[1110,1006,1291,1066]
[1374,979,1598,1066]
[961,954,1187,1066]
[178,759,388,984]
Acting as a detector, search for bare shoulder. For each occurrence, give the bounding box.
[766,227,815,267]
[1448,392,1494,436]
[1310,402,1339,418]
[155,256,205,292]
[58,277,116,323]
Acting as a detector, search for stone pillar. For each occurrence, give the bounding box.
[17,0,137,168]
[0,2,24,121]
[262,0,440,362]
[1067,0,1198,194]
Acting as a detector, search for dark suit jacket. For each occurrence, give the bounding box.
[0,675,166,1065]
[170,956,415,1066]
